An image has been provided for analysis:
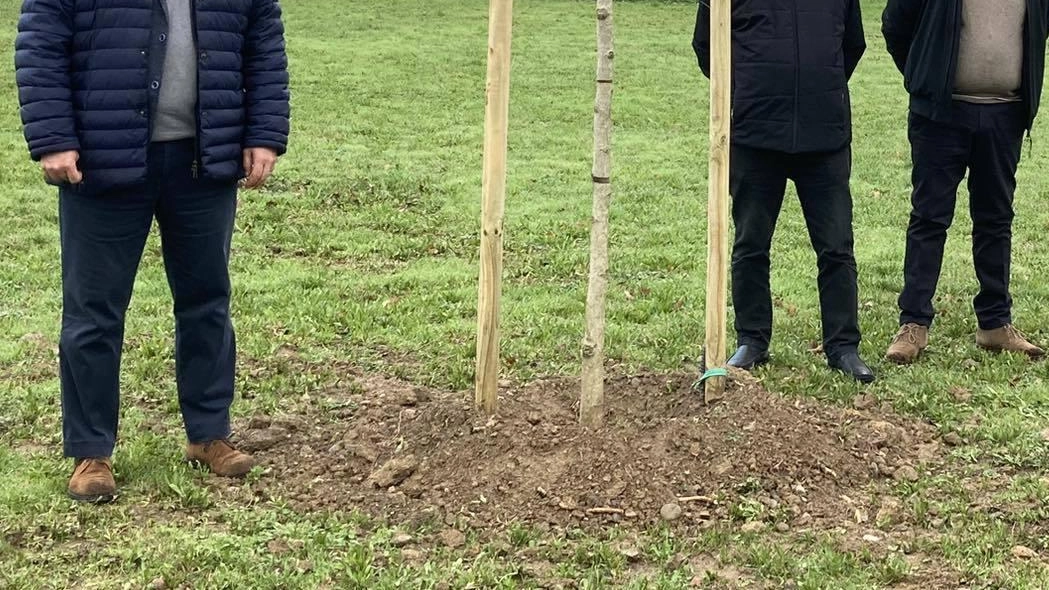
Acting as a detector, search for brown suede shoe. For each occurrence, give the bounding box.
[68,458,117,503]
[976,325,1045,359]
[885,323,929,365]
[186,439,255,477]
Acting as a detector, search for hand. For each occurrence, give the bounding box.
[41,151,83,185]
[242,147,279,189]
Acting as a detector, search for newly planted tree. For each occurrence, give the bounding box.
[581,0,614,427]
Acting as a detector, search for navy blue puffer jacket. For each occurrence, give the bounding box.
[15,0,290,192]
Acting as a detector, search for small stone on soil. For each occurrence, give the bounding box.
[1012,545,1038,559]
[660,503,683,521]
[400,548,424,563]
[862,534,882,543]
[149,578,167,590]
[666,553,687,570]
[853,394,877,410]
[950,387,973,402]
[439,528,466,549]
[943,432,964,446]
[618,545,642,562]
[247,416,271,430]
[367,455,418,488]
[893,465,920,482]
[391,533,413,547]
[241,426,288,452]
[775,522,790,533]
[740,521,766,534]
[266,540,290,555]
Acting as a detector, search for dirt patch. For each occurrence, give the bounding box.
[232,368,943,533]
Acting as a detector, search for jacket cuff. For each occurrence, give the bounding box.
[244,139,287,156]
[30,141,81,162]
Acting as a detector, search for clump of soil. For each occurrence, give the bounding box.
[233,368,941,531]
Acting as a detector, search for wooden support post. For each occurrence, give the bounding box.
[475,0,514,415]
[581,0,615,427]
[704,0,731,403]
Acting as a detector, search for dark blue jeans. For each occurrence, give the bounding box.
[59,140,238,458]
[899,102,1026,329]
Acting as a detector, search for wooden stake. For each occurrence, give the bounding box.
[475,0,514,415]
[581,0,614,427]
[704,0,731,403]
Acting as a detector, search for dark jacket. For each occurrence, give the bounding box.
[883,0,1049,129]
[15,0,290,193]
[693,0,866,154]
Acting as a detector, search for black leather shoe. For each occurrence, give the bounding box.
[727,345,770,371]
[828,351,876,384]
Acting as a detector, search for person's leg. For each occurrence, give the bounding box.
[898,111,972,328]
[59,187,154,460]
[968,103,1023,330]
[792,147,872,382]
[968,103,1043,357]
[152,140,240,447]
[729,144,788,356]
[793,147,860,357]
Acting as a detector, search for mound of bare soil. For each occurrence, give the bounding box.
[232,369,942,532]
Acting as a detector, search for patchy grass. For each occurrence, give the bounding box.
[3,0,1049,587]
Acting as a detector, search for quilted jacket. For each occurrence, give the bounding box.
[693,0,866,154]
[15,0,290,192]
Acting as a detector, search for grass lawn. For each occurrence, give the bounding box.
[3,0,1049,587]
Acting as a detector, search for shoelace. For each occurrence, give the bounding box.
[1005,325,1031,342]
[896,324,922,345]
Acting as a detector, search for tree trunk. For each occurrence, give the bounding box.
[581,0,614,427]
[704,0,731,403]
[475,0,514,415]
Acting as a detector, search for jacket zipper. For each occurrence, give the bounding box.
[791,0,800,151]
[191,0,201,179]
[944,1,962,117]
[1023,0,1036,132]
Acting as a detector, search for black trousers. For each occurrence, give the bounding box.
[730,144,861,357]
[59,140,238,458]
[899,102,1026,329]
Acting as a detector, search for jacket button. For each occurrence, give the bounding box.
[159,33,167,42]
[151,80,160,90]
[200,51,208,60]
[139,109,147,117]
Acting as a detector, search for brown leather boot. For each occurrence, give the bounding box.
[186,439,255,477]
[885,323,929,365]
[68,458,117,503]
[976,325,1045,358]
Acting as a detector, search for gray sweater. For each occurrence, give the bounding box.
[954,0,1026,103]
[153,0,198,141]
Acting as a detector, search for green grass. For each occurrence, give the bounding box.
[4,0,1049,586]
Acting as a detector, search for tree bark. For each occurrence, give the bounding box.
[581,0,614,427]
